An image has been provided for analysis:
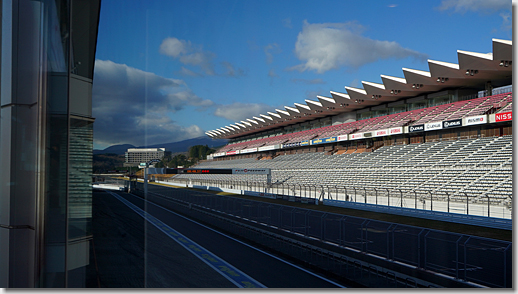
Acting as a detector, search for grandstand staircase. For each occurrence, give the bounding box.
[480,176,512,207]
[441,99,475,121]
[457,169,495,200]
[464,159,512,202]
[495,95,513,113]
[428,138,477,169]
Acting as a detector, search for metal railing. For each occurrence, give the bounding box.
[163,178,512,220]
[139,182,512,288]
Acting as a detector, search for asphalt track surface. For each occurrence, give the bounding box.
[91,190,346,288]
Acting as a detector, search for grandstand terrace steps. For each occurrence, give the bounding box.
[482,179,512,203]
[193,137,512,201]
[429,139,477,168]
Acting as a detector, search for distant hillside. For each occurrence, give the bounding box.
[146,136,228,153]
[93,136,228,155]
[93,144,135,155]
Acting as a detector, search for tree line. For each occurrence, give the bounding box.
[155,145,215,168]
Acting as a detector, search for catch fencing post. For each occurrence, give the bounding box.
[429,191,433,211]
[487,195,490,217]
[447,192,450,213]
[464,192,469,215]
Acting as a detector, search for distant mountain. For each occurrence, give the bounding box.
[93,136,228,155]
[146,136,228,153]
[93,144,135,155]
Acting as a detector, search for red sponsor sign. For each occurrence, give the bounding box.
[375,129,388,136]
[226,150,238,155]
[495,111,512,122]
[389,127,403,134]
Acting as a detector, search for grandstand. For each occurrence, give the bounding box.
[173,39,513,220]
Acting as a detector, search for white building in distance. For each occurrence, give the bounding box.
[124,148,165,167]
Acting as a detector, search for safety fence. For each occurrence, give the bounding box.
[162,178,512,220]
[139,182,512,288]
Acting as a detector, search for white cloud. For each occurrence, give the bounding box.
[177,66,202,77]
[221,61,246,77]
[159,37,216,75]
[349,79,360,88]
[214,102,276,122]
[500,12,512,31]
[268,69,278,78]
[159,37,190,58]
[160,37,245,77]
[437,0,511,13]
[92,60,212,147]
[289,20,428,73]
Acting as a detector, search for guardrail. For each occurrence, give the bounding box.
[161,178,512,221]
[324,199,511,230]
[138,182,512,288]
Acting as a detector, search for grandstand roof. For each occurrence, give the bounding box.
[206,39,512,140]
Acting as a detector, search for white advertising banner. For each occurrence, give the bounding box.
[349,133,364,140]
[232,168,271,175]
[389,127,403,135]
[337,135,348,142]
[258,145,279,151]
[464,115,487,126]
[226,150,239,155]
[373,129,389,137]
[240,148,258,154]
[425,122,443,131]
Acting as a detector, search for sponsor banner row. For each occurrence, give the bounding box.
[211,114,497,158]
[463,115,486,126]
[406,115,487,133]
[425,122,442,131]
[311,136,337,145]
[337,135,348,141]
[349,126,403,139]
[258,144,279,151]
[232,168,271,175]
[490,111,512,123]
[240,147,258,154]
[282,142,301,149]
[222,144,280,156]
[443,119,462,128]
[389,127,403,135]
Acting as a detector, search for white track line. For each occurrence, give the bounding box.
[125,191,346,288]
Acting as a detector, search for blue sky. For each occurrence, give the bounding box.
[92,0,513,149]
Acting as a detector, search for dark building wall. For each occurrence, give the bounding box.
[0,0,100,288]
